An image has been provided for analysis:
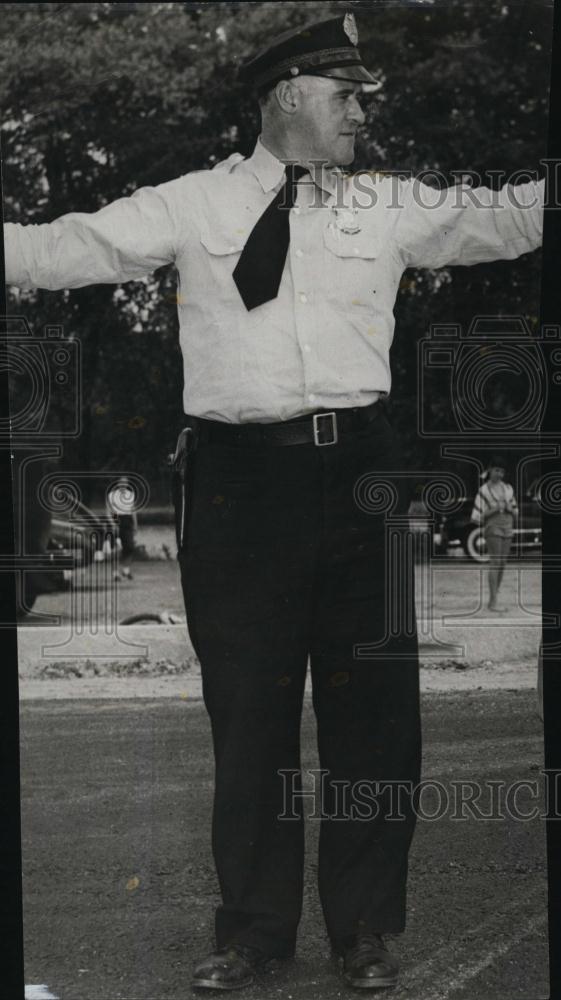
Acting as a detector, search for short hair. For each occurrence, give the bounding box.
[257,84,276,106]
[487,455,507,470]
[257,74,315,110]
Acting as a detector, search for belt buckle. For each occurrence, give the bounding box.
[313,411,338,446]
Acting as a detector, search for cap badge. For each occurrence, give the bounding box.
[343,12,359,46]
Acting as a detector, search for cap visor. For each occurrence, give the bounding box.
[317,65,378,84]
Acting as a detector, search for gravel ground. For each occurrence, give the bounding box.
[19,690,549,1000]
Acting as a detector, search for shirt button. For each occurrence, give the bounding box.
[309,393,316,402]
[295,249,304,258]
[303,344,311,353]
[293,207,301,215]
[299,293,308,303]
[353,247,360,255]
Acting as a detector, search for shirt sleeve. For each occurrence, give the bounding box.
[393,176,544,269]
[470,486,490,525]
[507,484,518,510]
[3,179,184,290]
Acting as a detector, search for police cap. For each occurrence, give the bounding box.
[238,13,377,93]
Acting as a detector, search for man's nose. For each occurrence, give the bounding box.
[347,96,365,126]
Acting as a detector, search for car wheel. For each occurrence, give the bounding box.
[463,526,489,562]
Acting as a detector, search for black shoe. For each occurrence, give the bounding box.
[192,943,272,991]
[339,933,398,990]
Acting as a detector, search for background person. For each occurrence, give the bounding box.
[471,457,518,613]
[105,476,138,581]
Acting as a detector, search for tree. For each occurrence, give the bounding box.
[1,0,553,498]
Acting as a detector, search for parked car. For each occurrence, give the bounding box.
[12,452,110,615]
[434,480,542,562]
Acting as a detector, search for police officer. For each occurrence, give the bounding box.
[4,13,544,992]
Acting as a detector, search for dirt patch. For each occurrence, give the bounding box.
[421,658,523,671]
[37,657,196,679]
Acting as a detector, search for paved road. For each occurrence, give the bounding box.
[20,690,548,1000]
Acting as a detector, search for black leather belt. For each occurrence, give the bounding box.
[192,400,383,448]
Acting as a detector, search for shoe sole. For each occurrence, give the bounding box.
[191,977,254,991]
[342,971,398,990]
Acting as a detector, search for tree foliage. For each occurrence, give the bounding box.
[0,0,554,499]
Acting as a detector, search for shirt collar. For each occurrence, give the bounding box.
[246,137,344,197]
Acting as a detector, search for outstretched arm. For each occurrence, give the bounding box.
[394,175,544,270]
[4,178,183,290]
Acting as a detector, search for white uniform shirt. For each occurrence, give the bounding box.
[4,138,544,423]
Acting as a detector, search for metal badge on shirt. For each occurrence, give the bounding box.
[330,205,362,236]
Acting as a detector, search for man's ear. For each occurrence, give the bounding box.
[274,79,300,115]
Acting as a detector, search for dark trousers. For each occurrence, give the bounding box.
[173,408,421,958]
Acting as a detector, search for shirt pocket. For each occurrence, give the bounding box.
[323,222,380,260]
[322,223,381,309]
[198,227,249,303]
[199,227,248,256]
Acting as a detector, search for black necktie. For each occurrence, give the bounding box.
[233,164,308,311]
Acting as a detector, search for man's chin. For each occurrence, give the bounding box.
[311,144,355,168]
[337,142,356,166]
